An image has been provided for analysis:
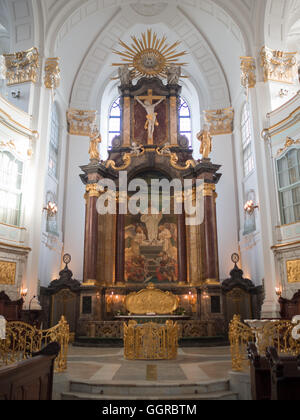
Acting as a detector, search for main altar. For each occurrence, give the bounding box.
[75,30,225,344]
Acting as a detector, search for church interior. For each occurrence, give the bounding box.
[1,0,300,402]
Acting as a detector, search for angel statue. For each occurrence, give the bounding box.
[197,127,212,160]
[88,127,102,162]
[166,65,181,85]
[135,96,165,143]
[118,64,134,86]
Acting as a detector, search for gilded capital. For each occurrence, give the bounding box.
[44,57,60,90]
[67,109,97,136]
[86,183,100,198]
[4,47,39,86]
[240,56,256,89]
[204,108,234,135]
[260,46,298,84]
[200,183,216,197]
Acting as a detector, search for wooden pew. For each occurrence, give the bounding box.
[0,342,60,401]
[266,347,300,401]
[248,342,271,400]
[248,343,300,400]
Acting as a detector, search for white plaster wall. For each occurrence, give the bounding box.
[63,135,89,280]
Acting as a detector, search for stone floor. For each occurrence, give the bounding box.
[53,346,233,400]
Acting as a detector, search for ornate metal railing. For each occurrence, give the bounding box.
[0,316,69,372]
[229,315,300,372]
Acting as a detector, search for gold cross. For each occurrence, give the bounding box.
[137,89,165,104]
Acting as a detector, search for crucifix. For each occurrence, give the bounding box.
[135,89,166,144]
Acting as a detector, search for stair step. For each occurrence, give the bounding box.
[69,380,229,397]
[61,391,238,401]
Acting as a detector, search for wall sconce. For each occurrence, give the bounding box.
[275,287,282,297]
[43,201,58,217]
[244,200,259,215]
[11,90,21,99]
[184,291,197,305]
[202,291,210,300]
[20,288,28,299]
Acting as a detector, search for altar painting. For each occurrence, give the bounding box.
[125,213,178,284]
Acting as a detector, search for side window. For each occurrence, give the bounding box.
[0,151,23,226]
[179,97,192,145]
[241,103,254,177]
[108,98,121,147]
[277,149,300,225]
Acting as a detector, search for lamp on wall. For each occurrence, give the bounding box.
[275,287,282,297]
[244,200,259,215]
[43,201,58,217]
[20,287,28,299]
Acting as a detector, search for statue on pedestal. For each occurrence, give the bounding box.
[118,64,134,86]
[197,127,212,160]
[88,128,102,162]
[166,65,181,85]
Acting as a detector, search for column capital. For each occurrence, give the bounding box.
[86,183,100,198]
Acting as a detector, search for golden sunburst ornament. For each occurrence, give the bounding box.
[112,29,187,78]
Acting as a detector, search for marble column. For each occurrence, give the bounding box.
[83,184,100,284]
[122,96,131,146]
[177,210,188,284]
[203,183,219,285]
[115,198,125,285]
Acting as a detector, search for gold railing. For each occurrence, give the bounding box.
[124,321,178,360]
[229,315,300,372]
[0,316,69,373]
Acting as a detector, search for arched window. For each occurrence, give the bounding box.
[241,103,254,177]
[277,148,300,225]
[48,103,59,179]
[0,151,23,226]
[179,98,192,145]
[108,97,121,147]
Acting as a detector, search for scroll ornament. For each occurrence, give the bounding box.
[106,143,145,171]
[156,143,196,171]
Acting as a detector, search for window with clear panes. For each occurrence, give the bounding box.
[0,151,23,226]
[48,103,59,179]
[179,98,192,146]
[277,148,300,225]
[108,98,121,147]
[241,103,254,177]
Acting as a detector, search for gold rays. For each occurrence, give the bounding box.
[112,29,187,79]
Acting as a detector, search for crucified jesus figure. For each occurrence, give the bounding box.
[135,95,165,143]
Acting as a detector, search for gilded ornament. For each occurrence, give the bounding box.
[286,260,300,284]
[240,57,256,89]
[0,261,16,285]
[44,57,60,91]
[125,283,179,315]
[156,144,196,171]
[112,29,187,79]
[260,46,298,84]
[106,143,145,171]
[66,109,97,136]
[204,108,234,135]
[124,320,178,360]
[4,47,39,86]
